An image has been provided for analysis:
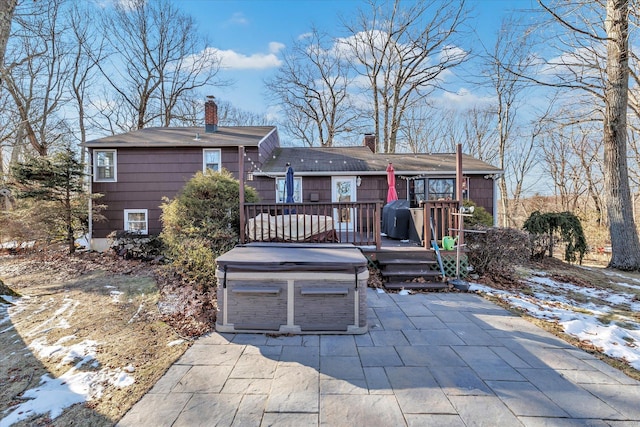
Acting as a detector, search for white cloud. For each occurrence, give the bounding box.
[268,42,285,54]
[438,88,494,109]
[538,46,604,79]
[227,12,248,26]
[439,45,468,62]
[196,44,284,70]
[265,105,282,123]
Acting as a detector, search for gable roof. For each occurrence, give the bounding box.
[83,125,501,176]
[83,126,276,148]
[259,146,501,176]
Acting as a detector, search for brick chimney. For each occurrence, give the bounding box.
[205,96,218,133]
[363,133,377,153]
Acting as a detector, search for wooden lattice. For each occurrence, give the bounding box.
[429,254,468,278]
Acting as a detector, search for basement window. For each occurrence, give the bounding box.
[124,209,148,234]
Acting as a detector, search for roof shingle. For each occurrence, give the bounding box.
[259,146,501,175]
[83,126,276,148]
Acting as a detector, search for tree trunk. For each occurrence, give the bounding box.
[604,0,640,270]
[0,0,17,78]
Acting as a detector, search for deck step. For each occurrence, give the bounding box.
[383,281,448,290]
[380,269,440,277]
[379,258,436,265]
[374,251,436,263]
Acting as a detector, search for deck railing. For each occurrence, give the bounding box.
[421,201,460,249]
[241,201,382,250]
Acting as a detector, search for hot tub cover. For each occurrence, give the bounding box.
[246,213,334,241]
[216,243,368,273]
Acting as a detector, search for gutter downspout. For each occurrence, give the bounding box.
[86,147,93,251]
[493,175,499,227]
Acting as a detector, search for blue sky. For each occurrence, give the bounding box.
[178,0,539,116]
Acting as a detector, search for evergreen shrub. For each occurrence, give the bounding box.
[160,170,258,289]
[522,211,588,264]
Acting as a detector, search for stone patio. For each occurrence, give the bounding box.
[118,288,640,426]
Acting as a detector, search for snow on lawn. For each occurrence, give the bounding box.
[0,298,135,426]
[469,275,640,371]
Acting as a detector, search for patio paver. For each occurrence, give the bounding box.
[118,288,640,426]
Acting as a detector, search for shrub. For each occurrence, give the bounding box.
[465,226,531,276]
[10,149,100,253]
[522,211,588,264]
[463,200,493,228]
[160,169,258,290]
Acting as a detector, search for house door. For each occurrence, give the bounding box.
[331,176,357,231]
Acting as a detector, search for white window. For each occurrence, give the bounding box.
[276,177,302,203]
[94,150,117,182]
[428,178,455,200]
[124,209,148,234]
[203,149,221,172]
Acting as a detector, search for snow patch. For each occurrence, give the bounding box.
[0,364,136,426]
[110,290,123,303]
[471,274,640,370]
[25,298,78,337]
[0,337,136,425]
[1,294,17,305]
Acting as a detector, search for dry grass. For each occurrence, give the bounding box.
[0,249,191,426]
[3,246,639,425]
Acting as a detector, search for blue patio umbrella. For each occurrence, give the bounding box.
[285,164,295,203]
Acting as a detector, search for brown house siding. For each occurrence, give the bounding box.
[251,174,494,214]
[93,146,245,238]
[252,175,393,204]
[467,176,494,214]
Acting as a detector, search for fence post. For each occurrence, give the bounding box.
[239,146,245,244]
[375,201,381,250]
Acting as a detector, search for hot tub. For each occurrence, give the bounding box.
[215,243,368,334]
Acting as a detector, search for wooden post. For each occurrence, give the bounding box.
[239,146,245,244]
[423,202,429,249]
[375,201,381,250]
[456,144,464,246]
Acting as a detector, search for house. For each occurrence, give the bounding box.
[84,98,502,251]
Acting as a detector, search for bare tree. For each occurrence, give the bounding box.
[460,106,499,163]
[217,100,270,127]
[1,0,72,156]
[399,104,450,153]
[626,9,640,194]
[484,16,538,226]
[343,0,469,153]
[540,126,588,211]
[0,0,16,84]
[97,0,222,132]
[265,28,356,147]
[0,0,17,178]
[67,1,107,169]
[602,0,640,269]
[534,0,640,270]
[0,90,19,179]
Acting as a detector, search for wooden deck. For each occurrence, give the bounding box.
[241,201,382,249]
[239,200,464,291]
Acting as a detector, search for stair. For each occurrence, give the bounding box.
[374,249,448,291]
